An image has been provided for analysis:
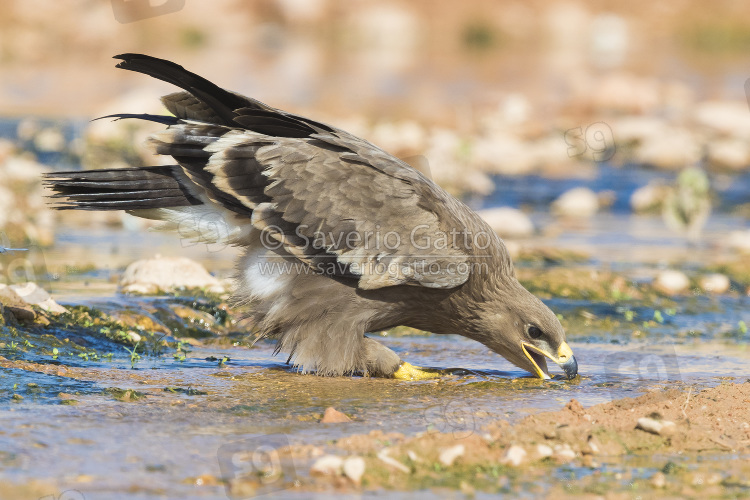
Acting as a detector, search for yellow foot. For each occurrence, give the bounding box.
[391,361,443,381]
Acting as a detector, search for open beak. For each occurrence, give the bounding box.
[521,341,578,380]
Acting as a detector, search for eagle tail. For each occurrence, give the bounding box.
[43,165,201,210]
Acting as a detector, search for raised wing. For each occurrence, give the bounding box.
[114,54,493,289]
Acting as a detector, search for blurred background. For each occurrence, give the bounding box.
[1,0,750,288]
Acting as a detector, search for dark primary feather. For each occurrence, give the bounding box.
[93,113,179,126]
[114,53,252,126]
[113,53,335,136]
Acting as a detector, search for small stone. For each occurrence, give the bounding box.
[310,455,343,476]
[699,274,731,294]
[728,230,750,253]
[543,429,558,439]
[654,270,690,295]
[342,456,365,484]
[636,417,676,436]
[630,182,668,213]
[552,187,600,218]
[651,471,666,488]
[587,439,600,455]
[501,445,527,467]
[535,443,553,459]
[477,207,535,239]
[553,443,576,463]
[376,448,410,473]
[438,444,465,467]
[120,256,225,295]
[320,407,352,423]
[9,282,67,314]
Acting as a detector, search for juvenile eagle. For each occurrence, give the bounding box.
[46,54,577,380]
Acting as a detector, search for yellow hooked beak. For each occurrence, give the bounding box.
[521,341,578,380]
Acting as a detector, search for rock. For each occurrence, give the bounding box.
[693,101,750,139]
[551,187,599,218]
[473,133,536,176]
[553,443,576,463]
[630,182,669,214]
[477,207,534,239]
[612,116,667,145]
[636,417,676,436]
[0,285,36,322]
[707,138,750,170]
[342,456,365,484]
[653,270,690,295]
[320,407,352,423]
[310,455,343,476]
[2,155,49,182]
[438,444,465,467]
[33,127,66,152]
[535,443,553,459]
[376,448,410,473]
[119,256,225,295]
[501,445,527,467]
[651,471,667,488]
[0,284,31,310]
[728,230,750,253]
[590,73,660,114]
[699,273,731,294]
[635,127,701,170]
[9,283,67,314]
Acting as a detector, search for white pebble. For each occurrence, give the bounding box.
[501,445,527,466]
[310,455,343,476]
[438,444,465,467]
[552,187,599,218]
[342,456,365,484]
[553,443,576,463]
[654,270,690,294]
[535,443,553,459]
[636,417,676,436]
[699,273,730,294]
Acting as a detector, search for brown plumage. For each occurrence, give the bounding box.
[45,54,578,380]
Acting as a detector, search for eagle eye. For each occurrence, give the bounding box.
[527,325,544,339]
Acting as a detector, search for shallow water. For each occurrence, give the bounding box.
[1,287,748,498]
